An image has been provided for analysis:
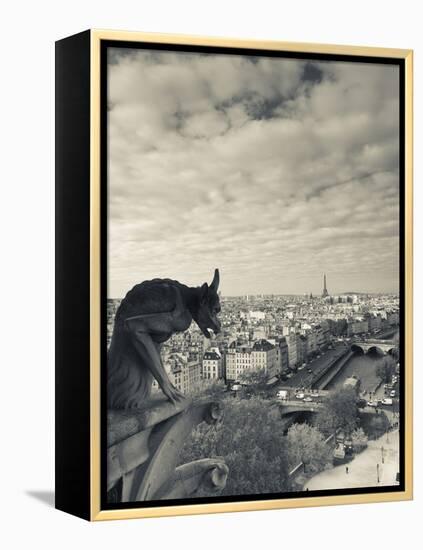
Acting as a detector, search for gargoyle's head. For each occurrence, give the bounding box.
[195,269,221,339]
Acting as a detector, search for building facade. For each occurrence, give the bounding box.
[202,349,223,380]
[286,333,298,369]
[226,339,278,382]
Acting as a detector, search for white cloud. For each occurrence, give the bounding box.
[107,48,400,297]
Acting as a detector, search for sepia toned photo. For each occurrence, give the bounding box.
[103,42,405,509]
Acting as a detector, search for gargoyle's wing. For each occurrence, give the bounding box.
[117,280,183,319]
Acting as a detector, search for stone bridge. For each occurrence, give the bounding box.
[351,339,396,355]
[277,400,324,416]
[277,398,380,419]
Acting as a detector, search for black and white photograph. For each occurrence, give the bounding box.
[104,43,405,508]
[3,0,421,542]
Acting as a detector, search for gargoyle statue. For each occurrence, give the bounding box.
[108,269,221,408]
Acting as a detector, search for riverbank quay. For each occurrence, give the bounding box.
[304,429,400,491]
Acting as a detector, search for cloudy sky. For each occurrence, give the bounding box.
[107,47,400,298]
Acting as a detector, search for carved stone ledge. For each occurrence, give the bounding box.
[108,394,192,447]
[156,458,229,500]
[107,396,227,503]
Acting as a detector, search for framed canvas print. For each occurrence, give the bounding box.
[55,29,413,521]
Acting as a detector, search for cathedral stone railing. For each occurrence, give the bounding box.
[107,395,228,503]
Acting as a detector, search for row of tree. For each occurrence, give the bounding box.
[181,376,389,497]
[314,387,358,436]
[376,355,397,384]
[180,396,291,496]
[180,387,364,496]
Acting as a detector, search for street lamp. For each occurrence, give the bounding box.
[377,463,380,483]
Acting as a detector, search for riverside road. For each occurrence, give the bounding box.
[281,342,348,390]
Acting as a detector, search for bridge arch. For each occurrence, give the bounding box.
[367,346,385,357]
[351,344,365,355]
[280,408,319,418]
[351,339,396,355]
[350,343,394,356]
[276,401,323,418]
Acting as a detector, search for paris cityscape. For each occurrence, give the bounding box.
[106,48,401,500]
[107,273,401,495]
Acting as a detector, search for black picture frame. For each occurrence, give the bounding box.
[55,29,413,521]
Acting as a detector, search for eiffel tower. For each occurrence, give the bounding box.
[322,273,329,298]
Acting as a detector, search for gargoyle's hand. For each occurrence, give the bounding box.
[160,380,185,405]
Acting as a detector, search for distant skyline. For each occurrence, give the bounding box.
[107,48,400,298]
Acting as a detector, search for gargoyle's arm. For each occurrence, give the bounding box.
[125,315,183,403]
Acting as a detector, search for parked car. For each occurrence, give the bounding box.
[276,390,288,401]
[303,396,313,403]
[367,401,378,407]
[295,392,305,399]
[382,398,393,406]
[390,390,396,398]
[384,384,393,395]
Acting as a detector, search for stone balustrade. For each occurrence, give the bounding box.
[107,395,228,502]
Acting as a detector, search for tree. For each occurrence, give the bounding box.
[179,396,290,496]
[239,367,268,388]
[239,368,268,396]
[390,347,400,361]
[315,387,358,437]
[351,427,368,452]
[361,411,390,439]
[188,379,227,399]
[287,423,332,474]
[376,356,396,384]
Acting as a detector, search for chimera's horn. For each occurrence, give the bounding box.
[210,268,220,291]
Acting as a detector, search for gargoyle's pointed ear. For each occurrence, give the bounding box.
[210,268,220,292]
[200,282,209,304]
